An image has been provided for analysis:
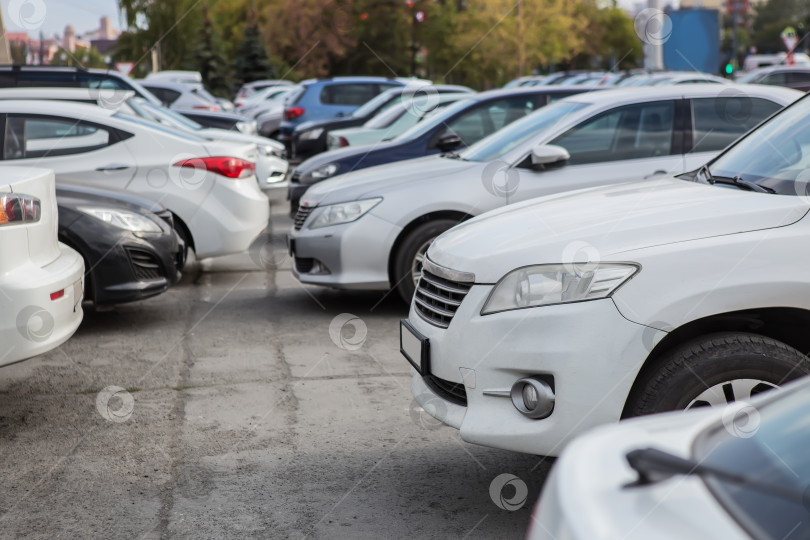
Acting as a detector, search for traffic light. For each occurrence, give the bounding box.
[725,63,734,75]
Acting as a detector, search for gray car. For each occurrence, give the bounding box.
[288,84,800,302]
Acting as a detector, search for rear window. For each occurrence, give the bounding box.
[319,83,377,106]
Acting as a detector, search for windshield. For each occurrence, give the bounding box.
[735,70,764,84]
[695,385,810,539]
[365,103,407,129]
[394,98,475,141]
[459,100,590,162]
[351,90,398,118]
[113,112,206,142]
[706,95,810,195]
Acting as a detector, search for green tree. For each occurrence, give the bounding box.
[194,3,231,97]
[117,0,202,71]
[752,0,809,53]
[233,7,276,86]
[51,46,109,68]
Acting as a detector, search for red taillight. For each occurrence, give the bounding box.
[285,106,305,120]
[172,156,256,179]
[50,289,64,301]
[0,193,41,226]
[192,104,221,111]
[338,136,349,147]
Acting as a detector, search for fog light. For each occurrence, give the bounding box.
[510,377,554,419]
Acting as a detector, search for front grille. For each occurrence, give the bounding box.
[127,247,163,281]
[293,205,315,230]
[414,270,472,328]
[425,374,467,406]
[295,257,314,273]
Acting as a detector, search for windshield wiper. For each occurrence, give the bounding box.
[707,172,775,194]
[626,447,808,507]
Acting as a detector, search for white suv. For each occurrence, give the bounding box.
[1,167,84,367]
[402,91,810,455]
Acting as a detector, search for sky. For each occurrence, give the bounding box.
[1,0,120,38]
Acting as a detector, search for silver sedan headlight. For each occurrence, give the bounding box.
[299,128,324,140]
[310,163,338,180]
[481,263,639,315]
[309,198,382,229]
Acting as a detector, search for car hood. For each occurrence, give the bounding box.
[429,177,810,283]
[295,115,363,134]
[301,155,481,206]
[56,183,165,213]
[295,138,405,175]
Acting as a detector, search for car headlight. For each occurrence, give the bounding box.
[79,207,163,233]
[299,128,323,140]
[261,144,285,158]
[310,163,338,180]
[481,263,639,315]
[236,120,257,135]
[309,198,382,229]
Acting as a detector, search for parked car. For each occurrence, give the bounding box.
[139,80,222,111]
[290,84,474,159]
[57,184,183,306]
[736,65,810,92]
[257,106,287,139]
[0,66,163,105]
[647,72,730,85]
[529,376,810,539]
[235,79,294,100]
[401,86,810,455]
[145,70,202,84]
[327,92,470,150]
[235,85,295,112]
[0,100,269,259]
[277,76,419,144]
[290,84,799,302]
[288,86,600,214]
[0,167,84,367]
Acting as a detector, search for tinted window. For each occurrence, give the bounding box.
[444,97,538,146]
[320,83,377,106]
[691,97,781,153]
[760,72,788,85]
[788,71,810,84]
[5,116,112,159]
[551,100,676,165]
[78,74,129,90]
[695,387,810,540]
[144,86,182,106]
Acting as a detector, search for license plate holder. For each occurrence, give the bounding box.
[400,319,430,375]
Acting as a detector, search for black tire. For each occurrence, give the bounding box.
[625,332,810,417]
[392,219,458,304]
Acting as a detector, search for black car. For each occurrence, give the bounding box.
[56,184,184,306]
[290,84,474,159]
[288,86,601,214]
[175,109,255,133]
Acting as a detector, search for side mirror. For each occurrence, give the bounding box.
[530,144,570,170]
[436,132,463,152]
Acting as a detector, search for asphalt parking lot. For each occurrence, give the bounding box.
[0,200,550,539]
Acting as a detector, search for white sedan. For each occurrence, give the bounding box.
[1,167,84,367]
[530,376,810,540]
[0,100,270,259]
[403,88,810,455]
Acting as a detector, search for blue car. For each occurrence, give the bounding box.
[278,76,419,147]
[287,86,602,214]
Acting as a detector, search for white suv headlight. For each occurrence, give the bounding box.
[79,207,163,233]
[481,263,639,315]
[309,198,382,229]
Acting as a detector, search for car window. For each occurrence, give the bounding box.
[551,100,676,165]
[760,72,788,85]
[144,86,182,106]
[352,90,398,118]
[444,97,538,146]
[4,116,112,159]
[320,83,377,106]
[788,71,810,84]
[691,97,782,153]
[78,75,128,90]
[694,386,810,540]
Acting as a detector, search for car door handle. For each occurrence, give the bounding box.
[644,170,668,179]
[96,164,131,172]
